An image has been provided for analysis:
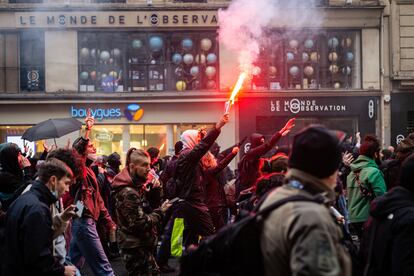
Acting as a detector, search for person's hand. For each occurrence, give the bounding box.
[342,151,354,167]
[23,142,29,155]
[60,205,76,222]
[20,155,31,169]
[43,141,50,152]
[279,118,296,137]
[232,147,239,154]
[64,265,77,276]
[336,215,345,224]
[28,149,33,158]
[151,177,161,189]
[65,138,71,149]
[160,200,172,213]
[98,166,105,174]
[85,114,95,130]
[109,226,116,242]
[215,113,230,130]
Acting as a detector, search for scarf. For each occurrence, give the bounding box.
[286,168,336,202]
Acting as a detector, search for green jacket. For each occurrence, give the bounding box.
[347,155,386,223]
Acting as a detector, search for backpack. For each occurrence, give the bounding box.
[354,170,375,201]
[180,194,324,276]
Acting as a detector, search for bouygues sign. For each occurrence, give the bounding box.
[70,104,143,121]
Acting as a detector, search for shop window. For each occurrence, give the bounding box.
[0,33,19,93]
[20,31,45,92]
[252,30,361,90]
[0,126,43,155]
[78,31,218,92]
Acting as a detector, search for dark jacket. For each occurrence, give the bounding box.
[175,127,221,205]
[361,186,414,276]
[236,132,282,196]
[202,151,237,208]
[111,168,164,249]
[260,169,351,276]
[160,155,179,200]
[3,181,65,276]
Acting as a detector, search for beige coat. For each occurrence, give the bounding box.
[260,169,351,276]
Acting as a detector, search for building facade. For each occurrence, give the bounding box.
[389,0,414,146]
[0,0,403,162]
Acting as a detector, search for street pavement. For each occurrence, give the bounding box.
[80,257,180,276]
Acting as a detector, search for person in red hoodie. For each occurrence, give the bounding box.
[68,116,116,276]
[111,148,171,276]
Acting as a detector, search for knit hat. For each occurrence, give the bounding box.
[289,125,344,179]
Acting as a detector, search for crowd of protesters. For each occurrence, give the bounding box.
[0,110,413,276]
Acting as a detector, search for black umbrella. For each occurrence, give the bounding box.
[22,118,83,142]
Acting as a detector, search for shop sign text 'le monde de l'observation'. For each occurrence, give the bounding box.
[16,11,218,28]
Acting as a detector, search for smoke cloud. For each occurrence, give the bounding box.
[218,0,325,73]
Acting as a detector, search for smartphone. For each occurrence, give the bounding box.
[75,201,85,217]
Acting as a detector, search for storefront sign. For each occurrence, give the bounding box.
[124,104,144,122]
[94,132,114,142]
[70,104,144,121]
[16,11,218,28]
[71,106,122,121]
[264,97,378,117]
[270,98,347,114]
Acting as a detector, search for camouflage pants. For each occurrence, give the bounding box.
[120,247,160,276]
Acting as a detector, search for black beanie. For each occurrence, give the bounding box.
[289,125,343,179]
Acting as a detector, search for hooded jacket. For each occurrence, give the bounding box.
[260,169,351,276]
[347,155,386,223]
[175,127,221,205]
[236,132,281,196]
[111,168,163,249]
[360,187,414,276]
[3,180,65,276]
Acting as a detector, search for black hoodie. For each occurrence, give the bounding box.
[360,186,414,276]
[235,132,281,197]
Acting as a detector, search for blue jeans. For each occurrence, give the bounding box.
[69,217,114,276]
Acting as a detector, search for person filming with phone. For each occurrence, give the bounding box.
[111,148,172,275]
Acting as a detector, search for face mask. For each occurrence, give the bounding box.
[50,178,58,198]
[88,153,97,161]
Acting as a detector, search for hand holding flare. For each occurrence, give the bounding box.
[225,72,247,113]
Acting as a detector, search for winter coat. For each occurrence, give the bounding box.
[111,168,164,249]
[347,155,386,223]
[236,132,281,196]
[360,186,414,276]
[3,180,65,276]
[175,127,221,205]
[260,168,351,276]
[202,151,237,209]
